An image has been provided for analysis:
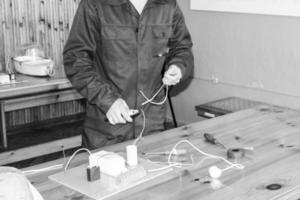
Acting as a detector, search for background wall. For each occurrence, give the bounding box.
[172,0,300,123]
[0,0,80,75]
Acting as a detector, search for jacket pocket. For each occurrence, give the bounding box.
[152,25,172,58]
[152,25,172,40]
[101,25,133,40]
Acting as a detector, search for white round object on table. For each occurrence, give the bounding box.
[209,165,222,179]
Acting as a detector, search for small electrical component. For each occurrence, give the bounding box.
[86,166,100,182]
[227,147,254,159]
[227,148,245,159]
[126,145,138,167]
[116,165,147,185]
[89,151,127,177]
[88,150,147,186]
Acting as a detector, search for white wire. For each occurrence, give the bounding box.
[168,140,244,170]
[133,109,145,145]
[133,84,169,145]
[148,140,244,173]
[22,164,63,175]
[64,148,91,171]
[148,163,180,173]
[140,85,168,106]
[22,148,92,175]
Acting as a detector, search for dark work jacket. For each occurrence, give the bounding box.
[63,0,194,149]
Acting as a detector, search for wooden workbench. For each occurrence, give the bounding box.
[0,74,83,164]
[24,105,300,200]
[0,75,71,99]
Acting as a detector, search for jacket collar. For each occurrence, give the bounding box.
[102,0,170,6]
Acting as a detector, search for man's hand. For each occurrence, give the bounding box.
[162,65,182,86]
[106,98,133,125]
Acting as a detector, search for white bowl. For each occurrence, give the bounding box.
[13,56,55,77]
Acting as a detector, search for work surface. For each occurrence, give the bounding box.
[0,75,71,99]
[25,105,300,200]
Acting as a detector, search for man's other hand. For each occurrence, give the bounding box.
[106,98,133,125]
[162,65,182,86]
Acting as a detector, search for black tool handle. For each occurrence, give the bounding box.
[204,133,217,144]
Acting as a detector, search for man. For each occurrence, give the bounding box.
[63,0,194,149]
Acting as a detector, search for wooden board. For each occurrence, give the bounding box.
[0,75,72,99]
[0,135,81,165]
[49,158,173,200]
[22,105,300,200]
[4,89,82,111]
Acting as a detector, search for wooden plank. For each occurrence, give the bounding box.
[4,89,83,111]
[0,135,81,165]
[0,101,8,148]
[0,75,72,99]
[20,106,300,200]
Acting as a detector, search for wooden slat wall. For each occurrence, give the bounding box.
[0,0,81,75]
[5,99,85,128]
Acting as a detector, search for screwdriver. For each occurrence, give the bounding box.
[203,133,226,149]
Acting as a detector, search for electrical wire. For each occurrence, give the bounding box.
[133,109,145,146]
[148,140,244,172]
[22,164,63,175]
[43,85,168,173]
[64,148,92,171]
[148,163,180,173]
[168,140,244,170]
[133,84,169,145]
[147,154,194,173]
[140,85,169,106]
[21,147,70,175]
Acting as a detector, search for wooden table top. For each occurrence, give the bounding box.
[0,74,71,99]
[24,105,300,200]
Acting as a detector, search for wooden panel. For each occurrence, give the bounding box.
[0,0,81,75]
[4,89,83,111]
[0,135,81,165]
[5,100,85,128]
[0,75,72,99]
[0,102,7,148]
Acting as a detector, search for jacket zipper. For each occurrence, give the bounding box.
[134,3,149,138]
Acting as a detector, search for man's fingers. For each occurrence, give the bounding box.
[121,107,133,122]
[164,65,182,85]
[106,98,133,125]
[120,101,132,122]
[163,74,181,85]
[122,112,132,122]
[107,116,115,125]
[165,71,181,79]
[114,112,126,124]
